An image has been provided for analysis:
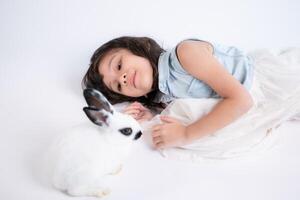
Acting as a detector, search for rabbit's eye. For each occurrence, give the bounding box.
[119,127,132,136]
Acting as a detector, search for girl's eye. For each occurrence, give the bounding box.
[116,58,122,92]
[117,57,122,70]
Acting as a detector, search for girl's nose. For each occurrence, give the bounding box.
[119,72,127,86]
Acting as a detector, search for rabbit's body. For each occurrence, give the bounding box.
[46,89,143,197]
[51,124,130,196]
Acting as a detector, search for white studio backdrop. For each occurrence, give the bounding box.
[1,0,300,136]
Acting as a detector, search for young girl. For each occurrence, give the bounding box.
[82,36,300,150]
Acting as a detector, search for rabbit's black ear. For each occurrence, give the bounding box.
[83,88,114,114]
[83,107,110,127]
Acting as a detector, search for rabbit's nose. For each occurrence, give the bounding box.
[134,131,142,140]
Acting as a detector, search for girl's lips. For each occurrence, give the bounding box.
[133,71,137,88]
[131,71,136,88]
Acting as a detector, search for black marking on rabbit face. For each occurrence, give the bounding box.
[119,127,132,136]
[134,131,142,140]
[83,88,113,114]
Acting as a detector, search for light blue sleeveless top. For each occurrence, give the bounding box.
[153,38,254,104]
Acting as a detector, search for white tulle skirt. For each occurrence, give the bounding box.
[152,48,300,162]
[248,48,300,120]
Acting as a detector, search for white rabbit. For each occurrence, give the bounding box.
[45,88,143,198]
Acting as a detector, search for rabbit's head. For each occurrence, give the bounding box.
[83,88,143,141]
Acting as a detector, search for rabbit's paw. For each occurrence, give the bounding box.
[109,164,123,175]
[96,188,111,198]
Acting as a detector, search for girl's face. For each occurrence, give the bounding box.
[98,48,154,97]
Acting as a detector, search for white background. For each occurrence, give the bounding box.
[1,0,300,200]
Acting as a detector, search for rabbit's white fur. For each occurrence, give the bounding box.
[45,89,143,197]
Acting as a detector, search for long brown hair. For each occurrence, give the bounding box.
[81,36,167,112]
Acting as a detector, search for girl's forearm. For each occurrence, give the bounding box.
[185,97,253,142]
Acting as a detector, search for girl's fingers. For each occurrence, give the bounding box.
[132,101,141,106]
[124,110,140,115]
[124,108,140,114]
[127,102,148,111]
[152,125,162,137]
[160,115,178,123]
[152,124,162,132]
[152,136,161,144]
[123,110,140,119]
[123,102,150,120]
[130,101,142,107]
[151,131,161,138]
[124,105,140,111]
[155,141,165,149]
[123,105,143,112]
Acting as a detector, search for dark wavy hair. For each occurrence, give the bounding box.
[81,36,167,112]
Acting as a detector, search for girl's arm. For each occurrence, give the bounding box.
[176,40,254,142]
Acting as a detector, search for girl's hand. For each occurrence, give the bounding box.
[151,115,188,149]
[122,101,154,123]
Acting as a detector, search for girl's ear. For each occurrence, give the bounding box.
[83,107,110,127]
[83,88,114,114]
